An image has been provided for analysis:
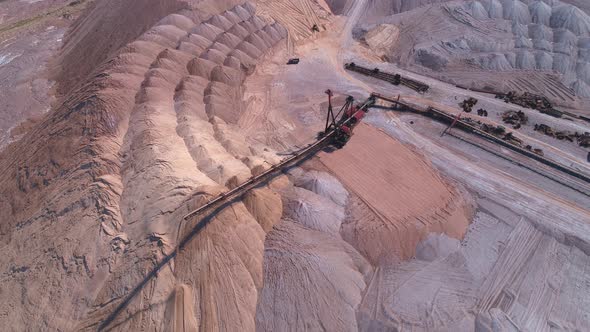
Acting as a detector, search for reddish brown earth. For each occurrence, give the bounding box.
[320,123,472,263]
[0,0,90,148]
[1,0,589,331]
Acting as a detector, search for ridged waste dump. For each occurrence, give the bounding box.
[0,1,291,330]
[357,0,590,100]
[3,0,590,331]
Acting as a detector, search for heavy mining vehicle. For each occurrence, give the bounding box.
[319,89,375,148]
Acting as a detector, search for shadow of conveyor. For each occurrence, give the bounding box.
[97,147,325,331]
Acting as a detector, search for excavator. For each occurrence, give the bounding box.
[318,89,375,148]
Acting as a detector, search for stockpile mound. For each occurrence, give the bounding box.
[551,3,590,35]
[363,24,400,57]
[320,124,473,263]
[359,0,590,101]
[54,0,185,95]
[0,1,289,330]
[256,169,372,331]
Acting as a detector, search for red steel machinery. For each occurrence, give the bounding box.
[319,89,375,148]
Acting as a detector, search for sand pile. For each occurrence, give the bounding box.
[83,3,288,329]
[0,1,291,329]
[282,186,345,234]
[243,187,283,232]
[54,0,185,95]
[323,0,350,15]
[257,0,331,52]
[325,0,458,17]
[362,24,400,57]
[7,0,589,330]
[290,169,348,205]
[470,0,490,19]
[483,0,504,18]
[319,124,473,263]
[256,220,371,331]
[359,214,590,331]
[502,0,531,24]
[256,169,372,331]
[563,0,590,15]
[551,3,590,35]
[530,0,552,25]
[363,0,590,101]
[169,200,267,332]
[415,233,461,261]
[478,53,514,70]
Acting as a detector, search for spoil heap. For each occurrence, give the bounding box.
[320,124,473,263]
[351,0,590,102]
[0,1,289,330]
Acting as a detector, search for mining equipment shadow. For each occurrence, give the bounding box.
[344,62,430,93]
[97,149,321,331]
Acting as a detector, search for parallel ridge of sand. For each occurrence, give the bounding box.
[0,2,288,330]
[320,123,473,263]
[84,3,288,330]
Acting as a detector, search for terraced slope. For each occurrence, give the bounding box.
[0,2,289,329]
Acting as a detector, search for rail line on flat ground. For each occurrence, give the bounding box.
[344,63,430,93]
[372,93,590,196]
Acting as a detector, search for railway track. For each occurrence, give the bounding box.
[426,106,590,185]
[448,130,590,197]
[371,93,590,195]
[344,63,430,93]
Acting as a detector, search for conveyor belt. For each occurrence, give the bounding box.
[344,63,429,93]
[99,96,375,331]
[182,96,376,221]
[426,106,590,185]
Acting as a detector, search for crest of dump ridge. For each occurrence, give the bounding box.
[0,0,589,331]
